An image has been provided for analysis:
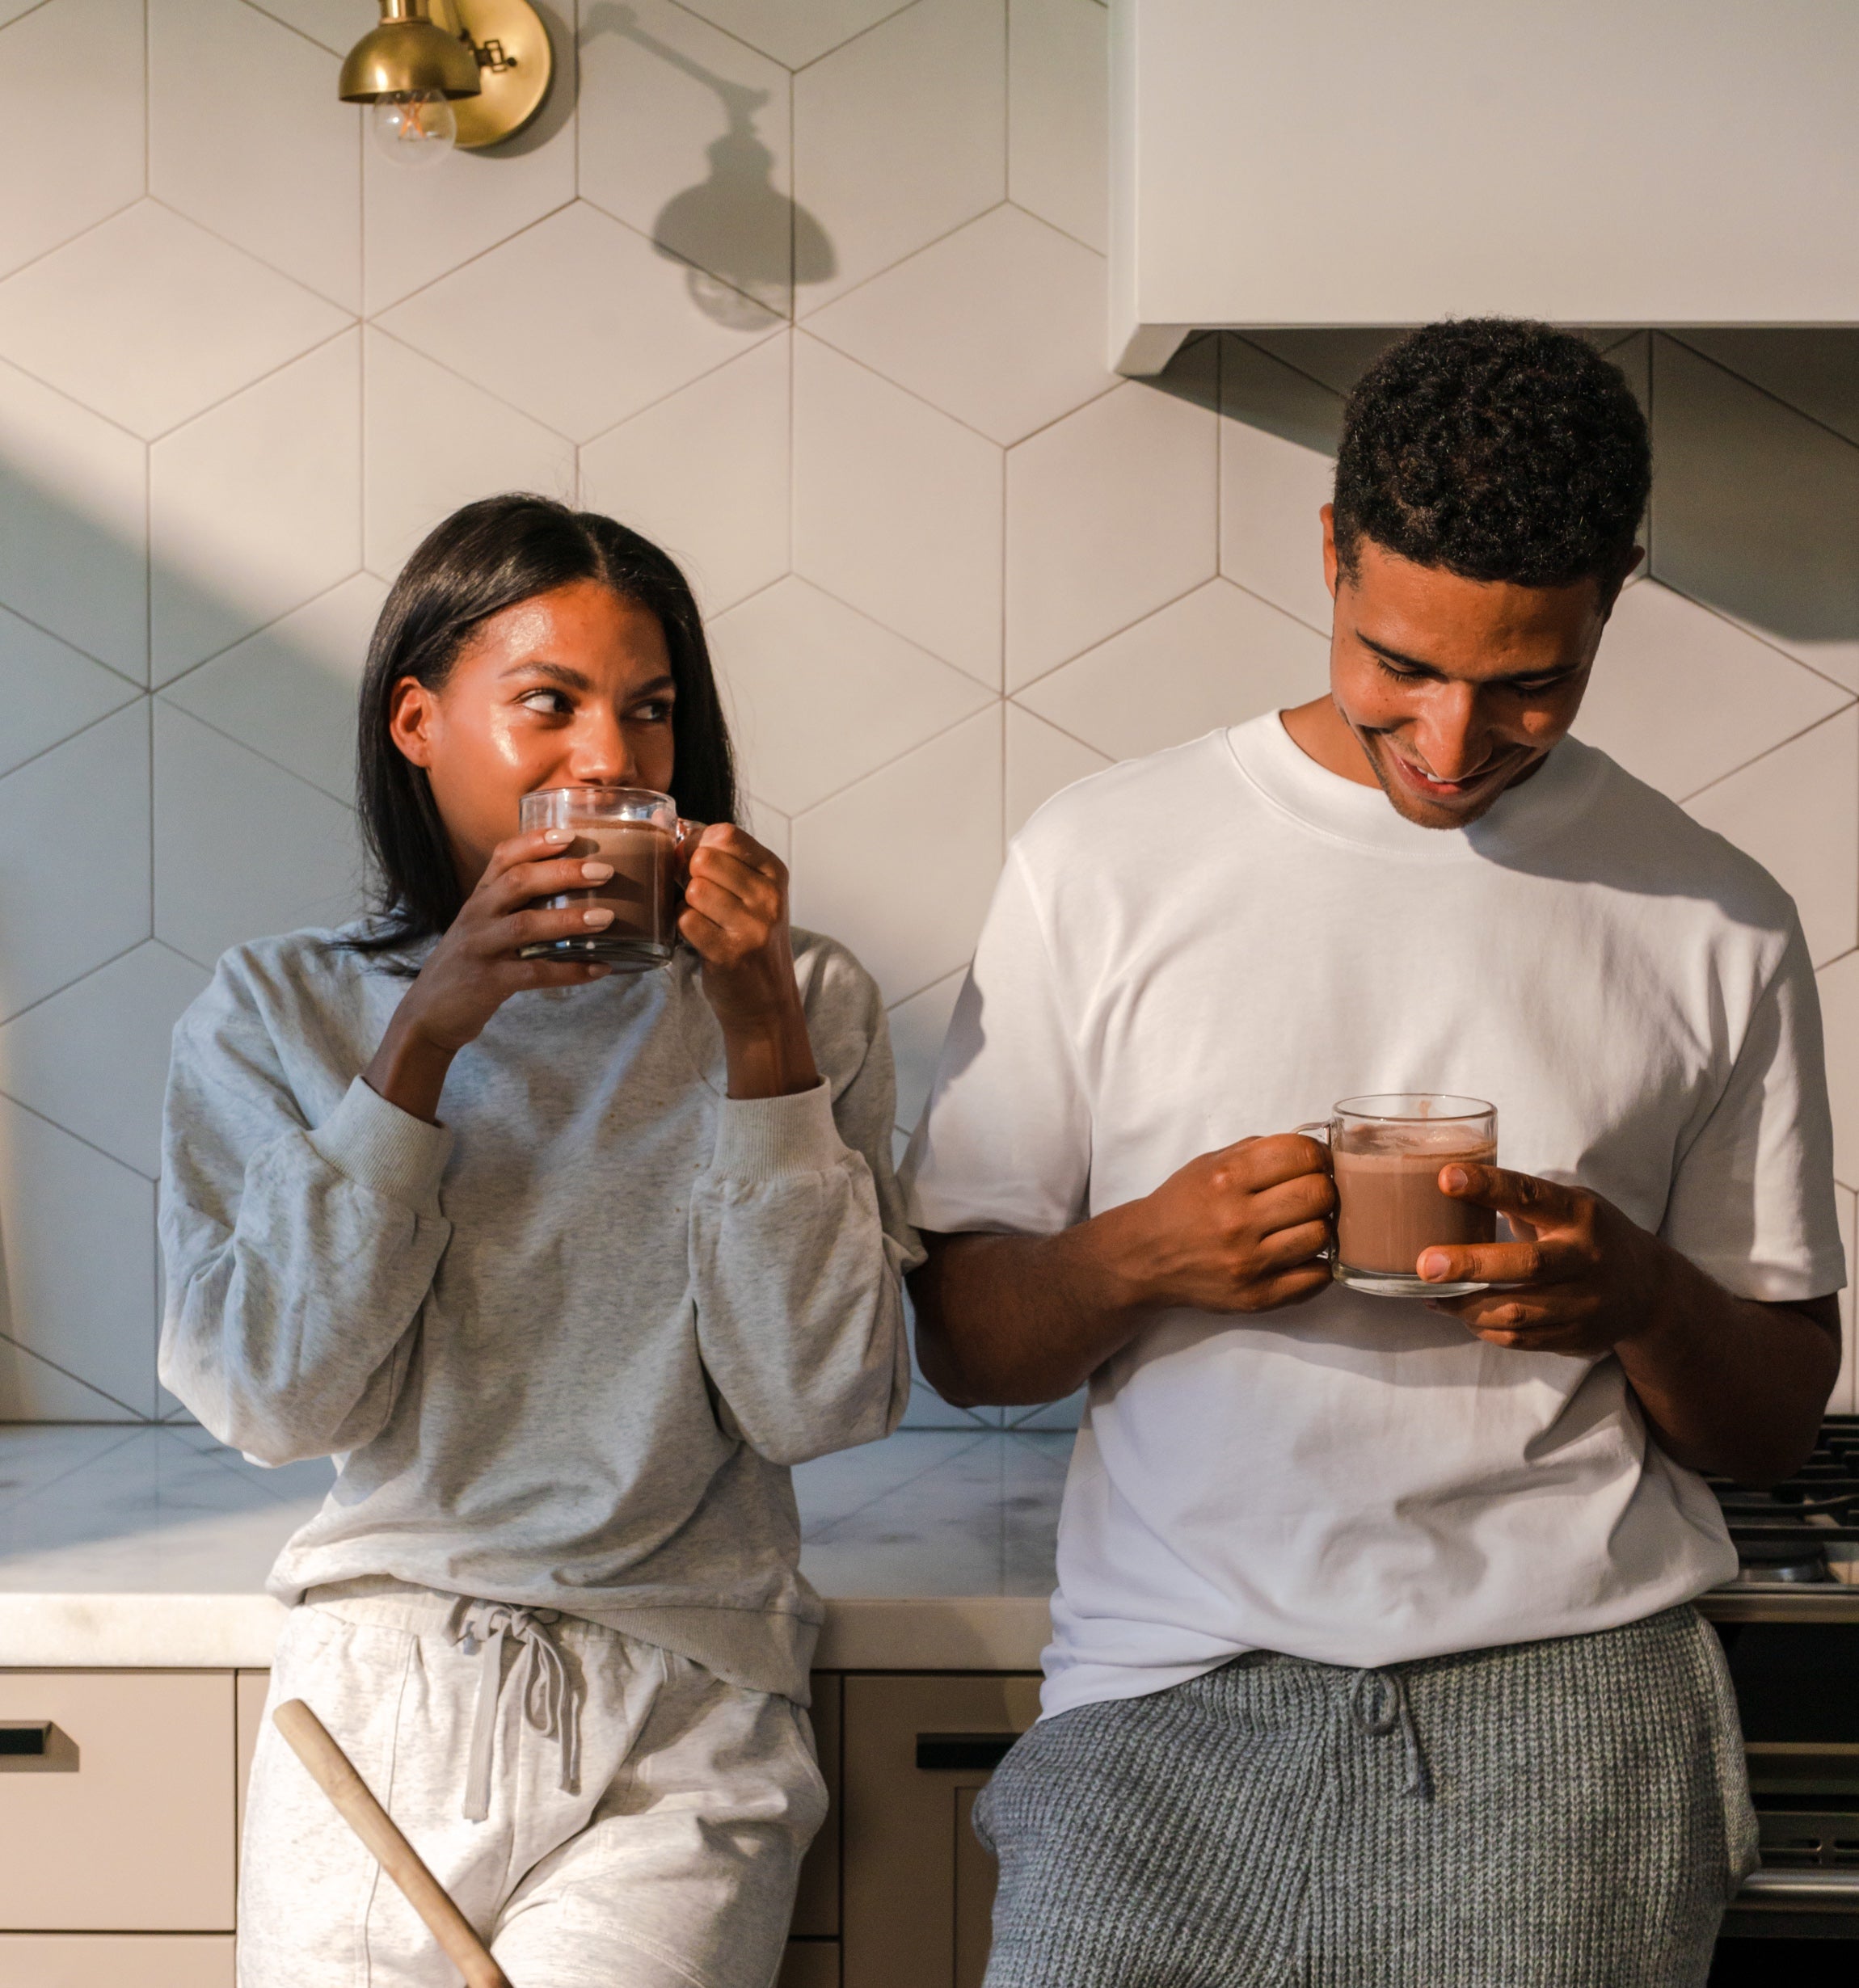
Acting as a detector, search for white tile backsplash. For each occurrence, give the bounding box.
[0,204,350,443]
[1007,0,1108,253]
[1005,364,1217,689]
[793,334,1004,685]
[0,701,151,1024]
[580,335,791,617]
[0,0,1854,1426]
[0,0,144,284]
[362,327,576,579]
[807,205,1114,446]
[150,0,361,311]
[150,332,362,682]
[793,0,1005,314]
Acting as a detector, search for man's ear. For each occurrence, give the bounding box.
[386,676,438,769]
[1322,503,1341,600]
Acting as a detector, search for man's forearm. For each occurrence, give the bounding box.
[1617,1246,1840,1486]
[911,1215,1150,1407]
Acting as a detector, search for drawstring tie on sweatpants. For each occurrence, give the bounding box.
[455,1600,581,1823]
[1347,1666,1432,1801]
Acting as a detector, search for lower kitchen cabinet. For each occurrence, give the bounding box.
[841,1674,1043,1988]
[0,1671,236,1931]
[0,1666,1037,1987]
[0,1933,235,1986]
[0,1932,236,1980]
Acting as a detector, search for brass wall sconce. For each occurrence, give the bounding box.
[339,0,554,169]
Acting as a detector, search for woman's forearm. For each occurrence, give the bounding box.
[1617,1246,1840,1486]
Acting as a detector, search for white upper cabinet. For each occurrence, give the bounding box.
[1112,0,1859,371]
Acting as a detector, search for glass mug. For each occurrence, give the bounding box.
[1294,1093,1499,1299]
[517,786,689,972]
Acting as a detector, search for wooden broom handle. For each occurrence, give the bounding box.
[272,1698,512,1988]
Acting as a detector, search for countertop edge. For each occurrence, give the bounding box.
[0,1593,1053,1673]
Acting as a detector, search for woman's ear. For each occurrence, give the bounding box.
[386,676,439,769]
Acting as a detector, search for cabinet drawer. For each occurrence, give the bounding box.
[0,1673,235,1931]
[778,1940,841,1988]
[842,1674,1041,1988]
[0,1933,234,1986]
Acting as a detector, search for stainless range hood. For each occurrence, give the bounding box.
[1112,0,1859,375]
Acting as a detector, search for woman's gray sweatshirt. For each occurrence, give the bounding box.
[158,923,919,1704]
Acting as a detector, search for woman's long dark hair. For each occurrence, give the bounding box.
[347,495,738,959]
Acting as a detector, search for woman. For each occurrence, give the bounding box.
[159,495,917,1987]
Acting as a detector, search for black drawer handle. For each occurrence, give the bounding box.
[0,1723,51,1757]
[917,1733,1018,1772]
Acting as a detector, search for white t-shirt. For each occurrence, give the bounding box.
[903,714,1844,1718]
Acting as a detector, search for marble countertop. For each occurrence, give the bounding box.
[0,1422,1069,1671]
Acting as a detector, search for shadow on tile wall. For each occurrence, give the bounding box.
[0,0,1856,1438]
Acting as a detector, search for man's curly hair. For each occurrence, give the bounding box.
[1332,319,1650,592]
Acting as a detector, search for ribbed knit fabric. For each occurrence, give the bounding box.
[975,1606,1756,1988]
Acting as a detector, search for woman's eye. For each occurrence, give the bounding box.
[633,700,673,723]
[518,689,571,714]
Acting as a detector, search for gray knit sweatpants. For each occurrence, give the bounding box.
[975,1606,1755,1988]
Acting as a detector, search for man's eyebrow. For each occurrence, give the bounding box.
[1358,633,1582,687]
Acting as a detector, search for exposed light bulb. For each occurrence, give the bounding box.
[371,90,457,170]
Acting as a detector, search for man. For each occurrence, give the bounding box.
[903,319,1844,1988]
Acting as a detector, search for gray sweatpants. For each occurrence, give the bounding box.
[976,1605,1756,1988]
[240,1581,826,1988]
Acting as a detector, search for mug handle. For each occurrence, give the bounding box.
[1292,1120,1336,1270]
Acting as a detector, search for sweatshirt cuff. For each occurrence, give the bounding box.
[308,1076,454,1215]
[708,1079,847,1181]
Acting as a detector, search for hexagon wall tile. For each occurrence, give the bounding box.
[790,705,1002,1007]
[1651,333,1859,693]
[1685,708,1859,969]
[378,204,781,444]
[708,575,992,815]
[793,335,1003,686]
[1243,329,1405,398]
[245,0,373,54]
[1677,330,1859,450]
[1005,369,1218,691]
[151,0,360,310]
[0,942,209,1179]
[0,1334,140,1421]
[580,0,794,319]
[0,359,148,681]
[580,335,790,617]
[0,701,151,1023]
[0,0,145,284]
[0,202,351,442]
[1005,700,1110,840]
[150,332,362,683]
[1008,0,1107,253]
[360,6,577,317]
[888,967,964,1135]
[1574,581,1851,802]
[154,703,365,967]
[793,0,1005,313]
[0,608,138,781]
[672,0,910,68]
[0,1092,156,1414]
[363,329,575,580]
[1016,579,1330,760]
[1219,335,1342,635]
[162,573,390,806]
[806,205,1115,446]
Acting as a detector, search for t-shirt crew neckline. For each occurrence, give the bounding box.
[1226,712,1608,861]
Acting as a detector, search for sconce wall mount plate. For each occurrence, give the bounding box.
[342,0,553,150]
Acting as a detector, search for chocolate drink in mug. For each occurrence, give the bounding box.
[1334,1123,1497,1275]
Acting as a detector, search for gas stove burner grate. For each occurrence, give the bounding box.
[1711,1415,1859,1587]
